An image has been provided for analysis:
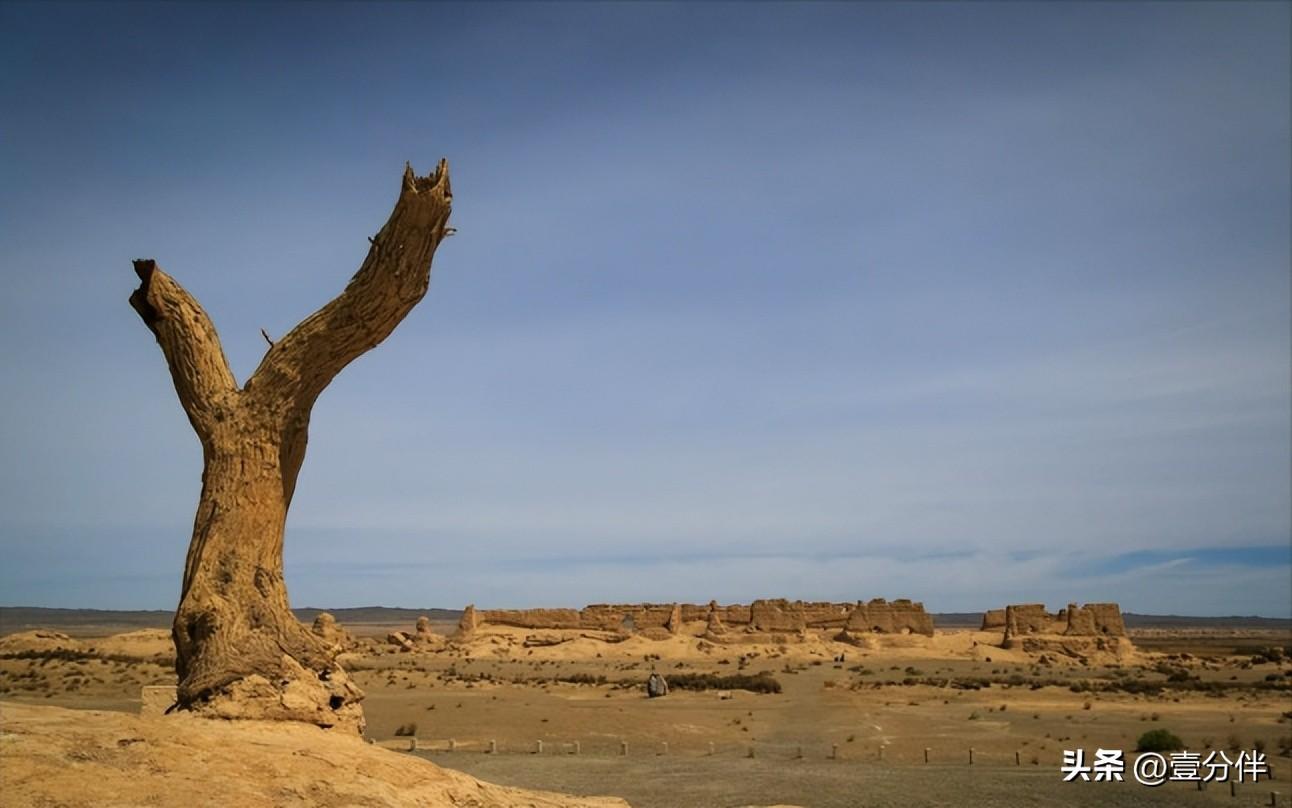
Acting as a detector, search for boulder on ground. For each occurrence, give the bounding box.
[386,631,415,652]
[646,672,669,698]
[311,612,352,651]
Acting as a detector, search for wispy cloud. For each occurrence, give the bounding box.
[0,3,1286,614]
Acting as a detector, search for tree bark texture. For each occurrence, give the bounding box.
[130,162,452,732]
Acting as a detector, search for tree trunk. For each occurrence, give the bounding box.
[129,162,453,733]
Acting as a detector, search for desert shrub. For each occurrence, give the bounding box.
[1252,647,1285,664]
[1135,729,1184,753]
[665,672,782,694]
[393,722,417,737]
[1277,735,1292,757]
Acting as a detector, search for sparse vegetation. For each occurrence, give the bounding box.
[1136,729,1184,753]
[665,672,782,694]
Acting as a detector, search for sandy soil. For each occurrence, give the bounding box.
[0,701,626,807]
[2,621,1288,806]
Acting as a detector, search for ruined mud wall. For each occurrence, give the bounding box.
[800,601,853,628]
[749,599,808,632]
[1000,602,1131,654]
[465,598,934,638]
[679,604,709,623]
[579,604,679,632]
[981,609,1007,630]
[1064,603,1127,637]
[1003,604,1063,635]
[843,598,935,636]
[477,608,582,629]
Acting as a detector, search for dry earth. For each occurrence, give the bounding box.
[0,701,626,807]
[1,620,1289,806]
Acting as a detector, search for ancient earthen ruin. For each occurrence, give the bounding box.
[996,602,1133,658]
[454,598,936,643]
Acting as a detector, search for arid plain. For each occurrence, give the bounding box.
[1,603,1289,807]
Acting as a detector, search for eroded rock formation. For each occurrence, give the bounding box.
[311,612,353,652]
[386,631,415,653]
[454,604,478,641]
[702,602,729,639]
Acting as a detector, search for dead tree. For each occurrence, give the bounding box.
[129,161,452,732]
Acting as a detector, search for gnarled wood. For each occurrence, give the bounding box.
[131,161,452,732]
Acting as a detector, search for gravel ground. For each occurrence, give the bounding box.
[422,751,1288,808]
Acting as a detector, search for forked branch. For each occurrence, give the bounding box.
[128,259,237,440]
[245,160,453,417]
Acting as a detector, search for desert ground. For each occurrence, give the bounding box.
[1,609,1289,807]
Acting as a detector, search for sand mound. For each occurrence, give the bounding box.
[90,629,175,659]
[0,629,81,654]
[0,702,629,807]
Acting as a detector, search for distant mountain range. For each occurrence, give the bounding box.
[0,606,461,634]
[2,606,1287,635]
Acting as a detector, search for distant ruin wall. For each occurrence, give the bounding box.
[1064,602,1127,637]
[981,609,1006,630]
[580,604,678,632]
[1003,604,1062,636]
[1000,602,1130,650]
[679,604,710,623]
[843,598,935,637]
[801,601,853,629]
[723,604,752,625]
[749,599,807,632]
[467,598,935,637]
[478,608,581,629]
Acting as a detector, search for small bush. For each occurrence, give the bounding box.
[394,722,418,737]
[1276,735,1292,757]
[665,671,782,694]
[1136,729,1184,753]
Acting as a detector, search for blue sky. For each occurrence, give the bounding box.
[1,2,1288,616]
